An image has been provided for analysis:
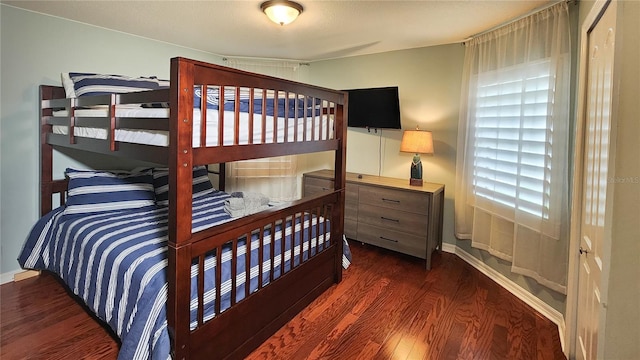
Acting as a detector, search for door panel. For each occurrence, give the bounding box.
[576,2,616,359]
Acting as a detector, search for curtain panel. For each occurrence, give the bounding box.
[455,2,571,293]
[222,58,309,202]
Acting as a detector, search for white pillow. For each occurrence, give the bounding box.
[61,72,77,98]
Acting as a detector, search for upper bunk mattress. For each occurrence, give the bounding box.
[52,107,333,147]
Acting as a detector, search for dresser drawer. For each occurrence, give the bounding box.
[345,183,358,221]
[345,200,358,221]
[344,218,358,239]
[359,186,430,215]
[357,224,426,259]
[303,176,334,197]
[346,183,359,203]
[357,203,428,237]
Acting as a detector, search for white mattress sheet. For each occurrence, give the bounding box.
[52,107,333,147]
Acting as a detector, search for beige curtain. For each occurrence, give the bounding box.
[455,2,571,294]
[222,58,309,202]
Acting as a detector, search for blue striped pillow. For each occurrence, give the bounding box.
[193,87,260,110]
[68,72,169,97]
[64,169,156,215]
[152,166,214,206]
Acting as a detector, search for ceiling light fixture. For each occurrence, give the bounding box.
[261,0,303,26]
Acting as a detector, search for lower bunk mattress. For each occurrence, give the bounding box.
[18,191,351,360]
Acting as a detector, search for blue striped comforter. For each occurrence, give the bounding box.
[18,191,350,360]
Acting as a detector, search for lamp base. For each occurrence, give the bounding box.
[409,178,423,186]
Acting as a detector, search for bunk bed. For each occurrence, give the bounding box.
[19,57,348,360]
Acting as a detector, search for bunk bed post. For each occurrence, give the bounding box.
[333,99,348,283]
[40,85,68,216]
[167,57,196,360]
[218,162,226,191]
[40,85,54,216]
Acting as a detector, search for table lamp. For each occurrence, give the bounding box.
[400,128,434,186]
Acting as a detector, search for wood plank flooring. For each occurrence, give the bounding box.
[0,243,566,359]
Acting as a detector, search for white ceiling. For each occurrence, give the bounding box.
[5,0,553,61]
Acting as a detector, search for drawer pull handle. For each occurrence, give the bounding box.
[322,187,330,191]
[380,216,399,223]
[382,198,400,203]
[380,236,399,243]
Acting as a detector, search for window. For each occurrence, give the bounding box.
[454,1,570,293]
[226,155,298,202]
[472,59,554,220]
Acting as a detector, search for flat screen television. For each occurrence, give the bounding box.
[344,86,401,129]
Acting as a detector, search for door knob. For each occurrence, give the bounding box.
[579,247,589,255]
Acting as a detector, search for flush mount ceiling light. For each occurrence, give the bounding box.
[261,0,303,26]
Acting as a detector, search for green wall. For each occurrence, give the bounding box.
[309,45,463,248]
[0,5,223,276]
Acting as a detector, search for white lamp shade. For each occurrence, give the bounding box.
[261,0,303,26]
[400,130,434,154]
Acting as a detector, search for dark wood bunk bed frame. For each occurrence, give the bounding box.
[39,57,348,360]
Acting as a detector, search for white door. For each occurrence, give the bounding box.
[575,2,616,359]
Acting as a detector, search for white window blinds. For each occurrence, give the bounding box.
[228,156,296,179]
[472,59,554,220]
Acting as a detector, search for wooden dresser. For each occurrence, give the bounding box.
[303,169,445,270]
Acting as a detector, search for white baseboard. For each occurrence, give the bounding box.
[1,269,22,285]
[441,242,458,254]
[1,269,40,285]
[440,243,566,353]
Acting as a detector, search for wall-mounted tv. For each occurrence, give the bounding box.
[344,86,401,130]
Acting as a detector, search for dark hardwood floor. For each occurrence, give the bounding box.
[0,243,565,360]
